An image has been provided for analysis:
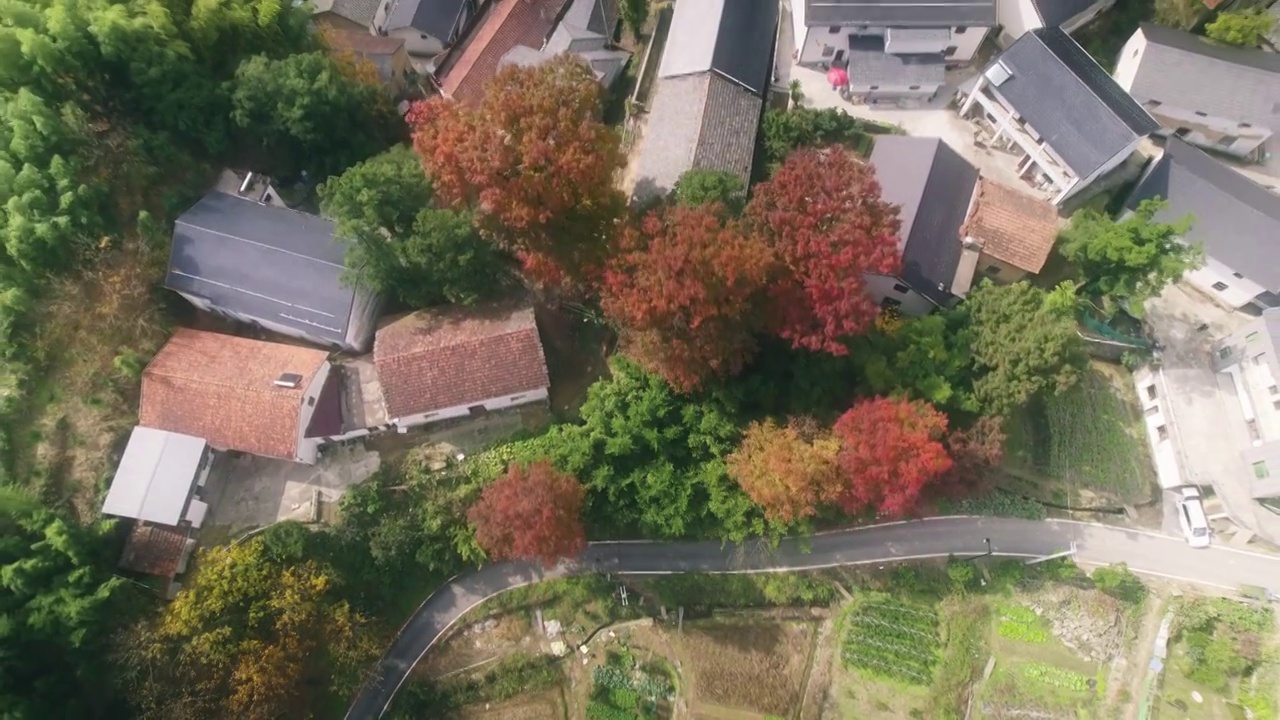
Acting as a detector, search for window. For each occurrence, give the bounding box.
[1212,281,1229,291]
[1247,331,1260,342]
[955,26,968,33]
[1217,135,1238,147]
[510,394,526,402]
[1274,400,1280,411]
[892,282,910,294]
[822,45,834,57]
[307,396,316,407]
[983,265,1001,276]
[1133,47,1141,58]
[1157,425,1169,441]
[1146,385,1158,400]
[869,85,880,90]
[944,45,957,58]
[1255,353,1267,366]
[1145,406,1160,417]
[1194,111,1207,117]
[468,405,489,418]
[1240,122,1253,128]
[1254,461,1270,479]
[881,297,902,310]
[1219,347,1232,359]
[1145,100,1161,108]
[1234,272,1245,279]
[1175,127,1191,138]
[1271,385,1279,395]
[909,85,921,90]
[829,25,841,33]
[420,33,429,40]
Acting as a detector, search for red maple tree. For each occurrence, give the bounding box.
[832,397,953,518]
[746,148,902,354]
[466,460,587,567]
[936,415,1006,499]
[727,418,842,523]
[409,55,625,287]
[600,205,777,391]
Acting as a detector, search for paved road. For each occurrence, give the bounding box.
[346,516,1280,719]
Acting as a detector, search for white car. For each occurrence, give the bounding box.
[1177,487,1211,548]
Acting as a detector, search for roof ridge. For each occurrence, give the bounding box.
[379,323,539,363]
[1032,27,1152,137]
[144,366,312,396]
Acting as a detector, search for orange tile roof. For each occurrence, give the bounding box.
[963,179,1061,274]
[139,329,329,460]
[437,0,567,103]
[374,303,550,419]
[120,524,191,577]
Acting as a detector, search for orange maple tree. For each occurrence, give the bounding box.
[408,55,624,287]
[937,415,1005,499]
[467,460,587,567]
[727,418,842,523]
[746,148,902,354]
[832,397,953,517]
[600,204,777,391]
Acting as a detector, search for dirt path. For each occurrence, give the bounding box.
[1112,594,1170,720]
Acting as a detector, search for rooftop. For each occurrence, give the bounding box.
[1123,23,1280,129]
[325,28,408,57]
[806,0,997,27]
[964,178,1060,273]
[313,0,381,27]
[385,0,471,40]
[139,329,330,460]
[102,427,207,526]
[374,303,550,419]
[438,0,567,103]
[847,36,946,88]
[658,0,777,95]
[1030,0,1101,27]
[1127,138,1280,292]
[983,26,1158,177]
[119,524,193,578]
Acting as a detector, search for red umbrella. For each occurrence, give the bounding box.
[827,67,849,87]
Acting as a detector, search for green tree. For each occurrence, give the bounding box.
[961,281,1087,416]
[0,488,130,719]
[846,313,979,416]
[760,106,888,165]
[1205,9,1276,47]
[672,168,746,213]
[1059,198,1198,314]
[230,51,400,179]
[318,146,504,306]
[620,0,648,42]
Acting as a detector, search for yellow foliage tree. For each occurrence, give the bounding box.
[727,418,842,523]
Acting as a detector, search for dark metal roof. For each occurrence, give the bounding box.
[985,27,1158,177]
[166,192,359,345]
[1127,138,1280,292]
[806,0,997,27]
[870,136,979,306]
[1030,0,1100,27]
[848,36,945,87]
[712,0,779,95]
[386,0,470,41]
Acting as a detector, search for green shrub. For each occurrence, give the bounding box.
[942,492,1047,520]
[1091,563,1147,606]
[645,572,836,610]
[1173,598,1273,691]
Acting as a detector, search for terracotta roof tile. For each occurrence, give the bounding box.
[374,303,550,419]
[139,329,329,460]
[438,0,567,103]
[963,179,1061,274]
[120,524,191,577]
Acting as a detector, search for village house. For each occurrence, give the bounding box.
[956,27,1159,205]
[630,0,777,202]
[1205,311,1280,512]
[377,0,479,61]
[1112,23,1280,163]
[996,0,1115,46]
[373,303,551,430]
[166,183,381,353]
[139,329,351,465]
[1125,137,1280,312]
[867,136,1060,314]
[793,0,996,103]
[498,0,629,88]
[312,0,383,33]
[324,28,412,91]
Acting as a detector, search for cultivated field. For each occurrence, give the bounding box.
[681,619,817,718]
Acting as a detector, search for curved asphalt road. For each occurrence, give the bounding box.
[345,516,1280,719]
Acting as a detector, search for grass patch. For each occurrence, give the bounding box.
[996,603,1050,644]
[1003,363,1154,504]
[458,576,642,632]
[389,653,563,718]
[928,597,991,720]
[841,594,942,685]
[637,571,838,613]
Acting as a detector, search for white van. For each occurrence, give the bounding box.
[1177,487,1211,548]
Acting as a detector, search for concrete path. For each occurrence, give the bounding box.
[345,516,1280,719]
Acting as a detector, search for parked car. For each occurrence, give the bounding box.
[1177,486,1211,548]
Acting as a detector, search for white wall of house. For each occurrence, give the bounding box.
[1054,137,1141,204]
[1113,32,1270,158]
[997,0,1041,45]
[294,361,337,465]
[947,25,988,63]
[1133,367,1186,491]
[850,82,941,99]
[1186,255,1267,309]
[864,273,937,316]
[797,24,988,67]
[392,387,550,432]
[885,28,950,54]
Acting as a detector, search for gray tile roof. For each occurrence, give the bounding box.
[807,0,997,27]
[1030,0,1101,27]
[658,0,777,95]
[166,192,364,346]
[557,0,616,38]
[870,136,980,305]
[1127,138,1280,292]
[849,36,945,87]
[1124,23,1280,130]
[985,27,1158,177]
[631,73,762,202]
[386,0,469,41]
[324,0,382,26]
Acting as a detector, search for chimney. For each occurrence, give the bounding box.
[274,372,304,389]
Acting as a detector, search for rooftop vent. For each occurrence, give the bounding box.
[985,60,1012,87]
[274,372,304,389]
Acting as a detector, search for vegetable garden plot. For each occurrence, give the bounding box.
[996,603,1049,644]
[840,597,941,685]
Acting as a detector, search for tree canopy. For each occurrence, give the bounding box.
[727,418,841,523]
[672,169,747,214]
[467,460,587,566]
[318,146,505,306]
[832,397,953,518]
[961,281,1087,416]
[410,55,624,287]
[1059,198,1198,314]
[1204,9,1276,47]
[846,313,979,416]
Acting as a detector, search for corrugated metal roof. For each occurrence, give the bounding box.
[1127,138,1280,292]
[807,0,997,27]
[984,27,1157,177]
[103,427,207,526]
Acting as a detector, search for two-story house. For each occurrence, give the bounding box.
[1112,23,1280,165]
[1209,311,1280,510]
[794,0,997,103]
[499,0,629,88]
[1125,137,1280,313]
[957,27,1159,206]
[377,0,479,61]
[996,0,1115,46]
